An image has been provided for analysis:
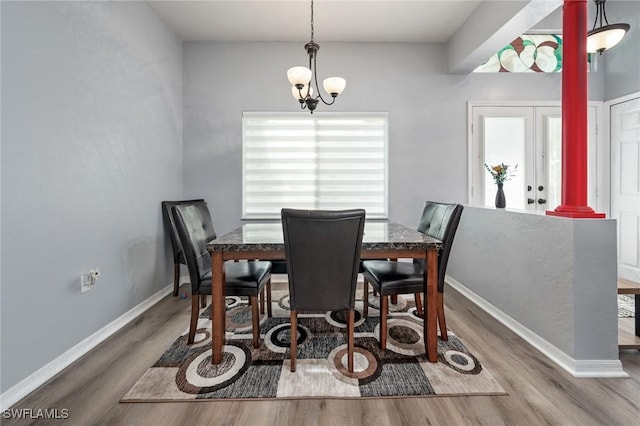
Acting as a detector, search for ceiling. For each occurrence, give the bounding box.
[146,0,565,73]
[146,0,485,43]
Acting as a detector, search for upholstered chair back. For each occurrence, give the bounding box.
[171,203,217,295]
[161,199,206,264]
[282,209,365,312]
[416,202,464,292]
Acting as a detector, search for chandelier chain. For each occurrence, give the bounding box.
[310,0,315,41]
[592,0,610,30]
[600,2,609,26]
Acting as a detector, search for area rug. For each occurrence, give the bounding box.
[122,291,506,401]
[618,294,635,318]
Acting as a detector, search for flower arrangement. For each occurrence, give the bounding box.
[484,163,517,185]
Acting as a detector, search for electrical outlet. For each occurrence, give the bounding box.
[80,274,92,293]
[89,268,101,282]
[81,267,102,293]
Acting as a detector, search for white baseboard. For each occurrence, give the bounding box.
[0,283,174,411]
[445,275,629,378]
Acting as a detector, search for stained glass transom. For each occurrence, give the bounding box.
[474,35,562,73]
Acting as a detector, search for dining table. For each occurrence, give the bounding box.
[206,221,443,364]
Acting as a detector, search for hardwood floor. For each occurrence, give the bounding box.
[618,278,640,348]
[5,282,640,425]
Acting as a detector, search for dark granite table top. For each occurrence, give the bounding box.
[207,221,442,252]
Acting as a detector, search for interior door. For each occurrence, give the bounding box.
[611,96,640,282]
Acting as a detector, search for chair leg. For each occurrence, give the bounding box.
[347,309,355,373]
[389,260,398,306]
[414,292,424,317]
[173,262,180,297]
[250,296,260,348]
[363,279,369,318]
[260,288,265,315]
[188,295,199,344]
[438,292,448,341]
[380,295,388,350]
[200,294,207,308]
[290,310,297,372]
[266,279,272,318]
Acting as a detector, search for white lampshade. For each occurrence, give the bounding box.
[322,77,346,96]
[287,66,312,86]
[587,24,630,54]
[291,85,313,100]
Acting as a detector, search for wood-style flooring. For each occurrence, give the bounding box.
[5,282,640,425]
[618,278,640,349]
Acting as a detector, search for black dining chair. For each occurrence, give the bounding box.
[282,208,366,373]
[270,260,288,275]
[172,203,272,347]
[362,202,463,349]
[162,199,206,297]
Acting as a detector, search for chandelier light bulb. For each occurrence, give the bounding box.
[586,25,629,54]
[323,77,346,96]
[292,85,313,101]
[287,66,312,87]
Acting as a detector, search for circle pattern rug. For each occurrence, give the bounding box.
[122,290,506,401]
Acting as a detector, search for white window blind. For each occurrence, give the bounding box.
[242,112,388,219]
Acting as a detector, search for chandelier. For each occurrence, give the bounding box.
[587,0,630,54]
[287,0,345,113]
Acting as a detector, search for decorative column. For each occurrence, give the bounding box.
[547,0,605,218]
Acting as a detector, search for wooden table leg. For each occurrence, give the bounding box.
[212,251,225,364]
[425,249,438,362]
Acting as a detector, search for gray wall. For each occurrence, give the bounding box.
[1,1,183,392]
[448,207,618,362]
[603,0,640,100]
[183,41,604,234]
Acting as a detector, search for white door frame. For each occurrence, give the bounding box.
[467,100,606,213]
[606,91,640,282]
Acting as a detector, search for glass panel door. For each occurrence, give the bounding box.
[537,106,598,211]
[471,104,599,212]
[545,115,563,210]
[483,117,527,209]
[471,106,534,210]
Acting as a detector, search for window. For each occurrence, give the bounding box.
[473,34,597,74]
[473,35,563,73]
[242,112,388,219]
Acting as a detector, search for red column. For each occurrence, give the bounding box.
[547,0,605,218]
